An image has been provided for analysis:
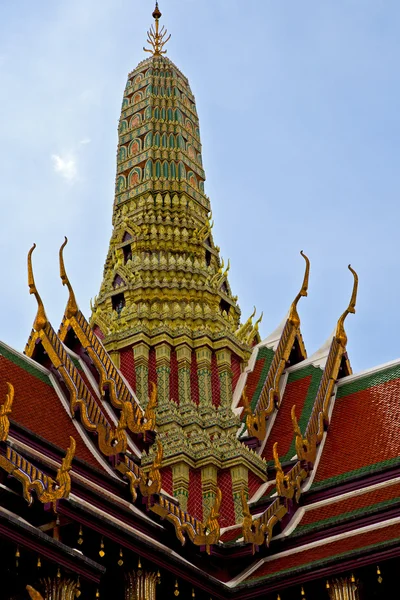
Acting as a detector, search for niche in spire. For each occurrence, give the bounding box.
[112,293,125,315]
[123,245,132,264]
[113,274,126,289]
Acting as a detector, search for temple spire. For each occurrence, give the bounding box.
[144,2,171,56]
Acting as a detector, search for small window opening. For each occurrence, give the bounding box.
[220,281,228,294]
[205,249,211,266]
[123,245,132,263]
[112,293,125,314]
[220,299,230,315]
[113,274,125,289]
[122,232,132,242]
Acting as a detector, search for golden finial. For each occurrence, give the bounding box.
[59,237,79,319]
[335,264,358,347]
[288,251,310,327]
[27,244,47,332]
[144,2,171,57]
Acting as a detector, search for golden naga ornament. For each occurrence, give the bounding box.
[152,488,222,554]
[27,243,48,332]
[291,405,318,464]
[59,238,154,439]
[139,439,163,497]
[244,252,310,441]
[273,442,295,501]
[0,437,75,511]
[120,381,158,436]
[335,264,358,348]
[303,264,358,452]
[0,382,14,442]
[26,586,44,600]
[241,489,287,551]
[144,2,171,57]
[26,244,128,458]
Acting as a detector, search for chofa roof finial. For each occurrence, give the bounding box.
[288,251,310,327]
[144,2,171,56]
[335,264,358,347]
[59,237,79,319]
[27,244,48,332]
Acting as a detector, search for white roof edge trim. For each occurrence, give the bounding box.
[0,340,51,375]
[337,356,400,388]
[228,515,400,588]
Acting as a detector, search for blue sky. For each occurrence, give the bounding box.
[0,0,399,373]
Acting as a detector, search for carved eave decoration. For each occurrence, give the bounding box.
[243,252,310,441]
[294,264,358,464]
[0,383,75,511]
[151,487,222,555]
[240,265,358,552]
[24,244,128,458]
[241,489,287,554]
[58,238,157,440]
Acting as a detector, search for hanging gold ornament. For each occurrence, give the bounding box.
[300,586,306,599]
[137,558,142,577]
[37,557,41,569]
[75,577,81,598]
[57,568,61,579]
[174,579,180,597]
[95,590,100,598]
[15,546,20,568]
[118,548,124,567]
[99,538,105,558]
[277,595,281,600]
[326,581,330,589]
[377,565,383,584]
[77,526,83,545]
[157,570,161,584]
[192,589,195,598]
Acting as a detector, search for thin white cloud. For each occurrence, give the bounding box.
[79,137,91,145]
[51,153,78,183]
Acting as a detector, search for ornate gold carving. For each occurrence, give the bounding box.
[291,405,317,463]
[288,250,310,328]
[26,586,44,600]
[152,487,222,554]
[27,578,79,600]
[243,252,310,441]
[242,386,267,440]
[273,442,295,500]
[59,239,153,439]
[27,245,128,458]
[335,265,358,347]
[1,437,75,510]
[241,490,287,551]
[303,265,358,459]
[59,237,78,319]
[121,381,157,436]
[97,421,127,456]
[139,439,163,496]
[327,577,360,600]
[27,244,47,331]
[0,382,14,442]
[144,2,171,57]
[116,455,142,503]
[125,570,159,600]
[273,442,307,503]
[236,306,256,343]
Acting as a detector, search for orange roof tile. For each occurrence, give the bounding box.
[313,368,400,489]
[0,343,101,469]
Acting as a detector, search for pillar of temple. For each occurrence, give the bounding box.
[327,577,359,600]
[125,569,159,600]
